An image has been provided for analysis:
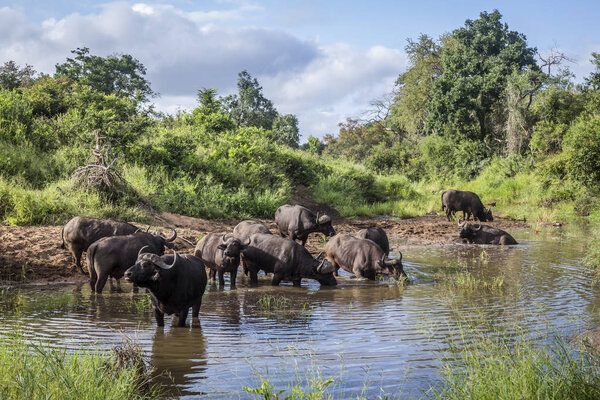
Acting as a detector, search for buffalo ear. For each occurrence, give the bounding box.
[217,244,227,250]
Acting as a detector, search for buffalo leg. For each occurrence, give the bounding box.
[192,300,202,319]
[208,269,216,283]
[334,267,339,277]
[95,274,109,294]
[271,273,283,286]
[177,307,189,327]
[218,271,225,287]
[249,269,258,284]
[230,269,238,288]
[154,307,165,327]
[89,265,97,292]
[73,247,85,274]
[292,278,301,287]
[445,209,452,221]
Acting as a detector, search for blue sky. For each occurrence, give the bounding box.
[1,1,598,140]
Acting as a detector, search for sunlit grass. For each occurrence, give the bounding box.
[256,294,311,318]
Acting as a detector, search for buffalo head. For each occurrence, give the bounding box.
[125,246,178,286]
[315,212,336,237]
[458,220,481,239]
[217,234,250,258]
[483,208,493,222]
[312,253,337,286]
[377,253,406,278]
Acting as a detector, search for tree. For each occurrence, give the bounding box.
[426,10,538,141]
[196,88,222,115]
[584,52,600,91]
[55,47,154,102]
[192,87,234,132]
[302,135,325,155]
[271,114,299,147]
[223,70,278,129]
[0,61,36,90]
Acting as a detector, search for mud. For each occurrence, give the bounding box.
[0,212,529,283]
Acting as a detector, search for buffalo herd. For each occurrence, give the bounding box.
[60,189,517,327]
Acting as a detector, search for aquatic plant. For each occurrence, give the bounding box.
[256,294,311,318]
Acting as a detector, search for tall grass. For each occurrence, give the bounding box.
[429,331,600,400]
[0,332,159,399]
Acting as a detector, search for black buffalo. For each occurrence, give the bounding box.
[274,205,335,247]
[125,249,207,327]
[325,234,405,280]
[86,228,177,293]
[233,220,272,237]
[458,221,517,245]
[356,227,390,256]
[61,216,141,274]
[242,233,337,286]
[441,190,493,222]
[194,233,249,288]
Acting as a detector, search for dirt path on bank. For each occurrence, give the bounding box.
[0,211,530,284]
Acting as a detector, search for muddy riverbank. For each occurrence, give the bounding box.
[0,211,530,283]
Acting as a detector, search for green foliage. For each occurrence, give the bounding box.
[0,61,36,90]
[0,332,158,399]
[584,52,600,91]
[223,70,278,129]
[55,47,154,102]
[271,113,300,148]
[426,10,538,141]
[563,113,600,186]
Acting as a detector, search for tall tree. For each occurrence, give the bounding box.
[55,47,154,102]
[0,61,36,90]
[584,52,600,91]
[223,70,278,129]
[271,113,300,148]
[426,10,538,141]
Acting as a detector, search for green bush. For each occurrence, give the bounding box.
[563,113,600,187]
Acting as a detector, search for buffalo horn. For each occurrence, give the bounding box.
[316,259,335,274]
[146,225,151,233]
[316,252,323,260]
[134,228,141,234]
[157,251,178,270]
[380,253,386,266]
[137,245,151,258]
[241,236,251,246]
[220,234,230,246]
[163,227,177,242]
[316,212,320,225]
[473,223,482,231]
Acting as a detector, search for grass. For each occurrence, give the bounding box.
[133,294,153,313]
[0,331,159,400]
[429,331,600,400]
[437,269,505,292]
[256,294,311,318]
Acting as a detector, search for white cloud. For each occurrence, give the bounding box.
[0,2,406,140]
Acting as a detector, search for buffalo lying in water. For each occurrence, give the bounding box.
[242,233,337,286]
[61,216,141,274]
[86,228,177,293]
[194,233,249,288]
[356,227,390,256]
[441,190,493,222]
[325,234,405,280]
[274,205,335,247]
[125,249,207,327]
[233,220,272,237]
[458,221,517,245]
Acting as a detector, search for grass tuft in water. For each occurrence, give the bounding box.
[436,267,505,292]
[133,294,153,313]
[256,294,311,318]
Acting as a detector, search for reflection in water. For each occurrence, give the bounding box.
[0,226,599,398]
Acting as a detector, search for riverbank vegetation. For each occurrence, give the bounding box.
[0,331,158,399]
[1,10,600,228]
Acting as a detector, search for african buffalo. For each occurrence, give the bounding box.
[458,221,517,245]
[325,234,405,280]
[194,233,249,288]
[274,205,335,246]
[233,220,272,237]
[241,233,337,286]
[124,249,207,327]
[61,216,142,274]
[356,227,390,256]
[86,228,177,293]
[441,190,493,222]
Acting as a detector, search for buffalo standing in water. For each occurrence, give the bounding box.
[356,227,390,256]
[86,228,177,293]
[441,190,493,222]
[233,220,272,237]
[194,233,249,288]
[61,216,141,274]
[242,233,337,286]
[125,248,207,327]
[458,221,517,245]
[325,234,405,280]
[275,205,335,247]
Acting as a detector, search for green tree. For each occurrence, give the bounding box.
[55,47,155,102]
[223,70,278,129]
[426,10,538,141]
[271,113,299,147]
[196,88,222,115]
[303,135,325,155]
[192,88,234,132]
[0,61,36,90]
[584,52,600,91]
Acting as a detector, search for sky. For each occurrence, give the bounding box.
[1,1,599,141]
